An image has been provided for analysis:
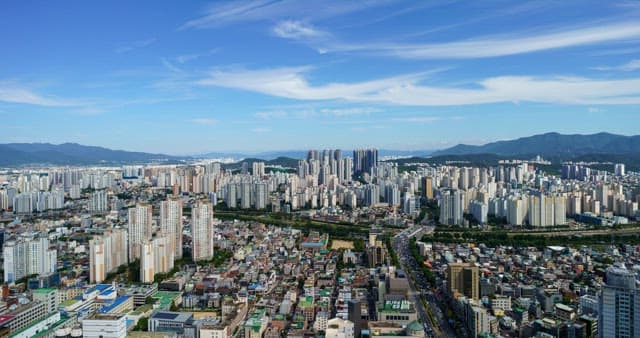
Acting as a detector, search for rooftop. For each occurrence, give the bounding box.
[89,313,125,321]
[32,288,57,294]
[150,311,193,322]
[98,296,131,313]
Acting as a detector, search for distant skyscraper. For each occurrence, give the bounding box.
[298,160,309,178]
[614,163,625,176]
[353,148,378,176]
[241,162,248,175]
[252,162,265,177]
[255,183,267,210]
[384,184,400,207]
[160,198,183,259]
[128,203,153,261]
[364,184,379,206]
[88,190,109,213]
[599,266,640,338]
[440,189,464,226]
[226,183,237,209]
[307,150,320,162]
[343,157,353,182]
[422,176,433,199]
[192,201,214,262]
[241,182,251,209]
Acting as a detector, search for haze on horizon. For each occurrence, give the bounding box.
[1,1,640,154]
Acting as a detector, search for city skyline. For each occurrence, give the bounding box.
[2,1,640,153]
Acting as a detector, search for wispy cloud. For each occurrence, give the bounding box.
[592,59,640,71]
[290,21,640,59]
[197,66,640,105]
[115,38,156,53]
[272,20,327,39]
[197,66,423,100]
[180,0,393,30]
[175,49,220,64]
[190,117,217,125]
[0,82,80,107]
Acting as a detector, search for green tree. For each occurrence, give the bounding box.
[134,317,149,331]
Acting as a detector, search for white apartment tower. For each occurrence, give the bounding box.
[3,233,57,284]
[140,235,175,282]
[89,228,129,284]
[599,266,640,338]
[192,201,214,261]
[128,203,153,261]
[160,198,183,259]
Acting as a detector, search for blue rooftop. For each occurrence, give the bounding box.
[101,288,116,296]
[95,284,112,291]
[99,296,131,313]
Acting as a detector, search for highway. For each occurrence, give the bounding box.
[393,226,457,338]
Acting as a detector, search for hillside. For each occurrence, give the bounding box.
[432,132,640,157]
[0,143,180,166]
[221,156,299,172]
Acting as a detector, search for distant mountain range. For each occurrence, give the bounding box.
[432,132,640,157]
[0,143,434,167]
[0,143,181,166]
[2,133,638,168]
[196,149,433,160]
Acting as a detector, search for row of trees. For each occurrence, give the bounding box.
[409,237,436,286]
[426,231,640,248]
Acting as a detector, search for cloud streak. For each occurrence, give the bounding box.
[272,20,327,39]
[180,0,393,30]
[0,83,80,107]
[592,59,640,71]
[285,21,640,59]
[197,66,640,106]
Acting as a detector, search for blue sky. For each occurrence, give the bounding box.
[1,0,640,154]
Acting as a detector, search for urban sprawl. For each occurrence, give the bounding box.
[0,149,638,338]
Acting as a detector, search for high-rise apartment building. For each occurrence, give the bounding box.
[88,190,109,213]
[3,233,57,284]
[440,189,464,226]
[139,234,174,284]
[353,148,378,176]
[160,198,183,259]
[192,201,214,261]
[89,228,129,283]
[128,203,153,261]
[252,162,265,177]
[598,266,640,338]
[422,176,433,199]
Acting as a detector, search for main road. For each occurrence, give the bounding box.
[392,226,457,338]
